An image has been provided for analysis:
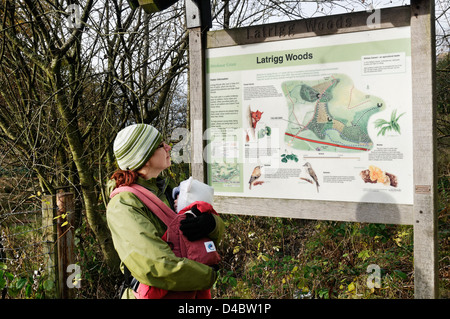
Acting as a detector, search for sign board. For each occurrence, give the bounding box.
[204,6,415,225]
[206,22,413,207]
[187,0,437,298]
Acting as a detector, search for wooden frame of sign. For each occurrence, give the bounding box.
[186,0,437,298]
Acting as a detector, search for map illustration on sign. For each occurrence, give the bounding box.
[282,74,385,153]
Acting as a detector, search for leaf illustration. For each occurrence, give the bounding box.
[375,109,405,136]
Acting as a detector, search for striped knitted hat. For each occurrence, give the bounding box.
[113,124,162,171]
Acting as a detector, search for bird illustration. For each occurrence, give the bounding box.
[303,162,319,192]
[248,166,262,189]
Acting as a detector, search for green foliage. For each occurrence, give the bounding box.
[0,210,58,299]
[0,262,54,299]
[72,221,122,299]
[212,216,420,299]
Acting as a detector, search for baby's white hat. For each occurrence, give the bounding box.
[176,177,214,213]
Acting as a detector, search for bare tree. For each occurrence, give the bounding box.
[0,0,188,271]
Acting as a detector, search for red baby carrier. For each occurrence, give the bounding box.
[110,183,221,299]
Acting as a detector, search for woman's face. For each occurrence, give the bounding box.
[148,141,172,172]
[137,141,172,179]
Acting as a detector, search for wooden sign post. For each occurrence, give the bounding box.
[186,0,210,182]
[410,0,438,299]
[186,0,438,298]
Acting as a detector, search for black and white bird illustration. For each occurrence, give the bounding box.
[248,166,262,189]
[303,162,319,193]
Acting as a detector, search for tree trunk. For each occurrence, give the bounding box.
[51,57,120,272]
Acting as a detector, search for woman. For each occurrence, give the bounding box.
[106,123,224,299]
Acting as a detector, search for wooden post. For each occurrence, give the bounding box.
[186,0,210,182]
[188,27,206,182]
[410,0,438,299]
[42,194,58,298]
[56,192,76,299]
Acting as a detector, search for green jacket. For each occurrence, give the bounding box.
[106,176,224,299]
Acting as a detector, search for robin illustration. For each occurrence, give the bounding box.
[248,166,262,189]
[303,162,319,192]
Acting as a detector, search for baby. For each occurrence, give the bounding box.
[171,177,219,299]
[172,177,214,213]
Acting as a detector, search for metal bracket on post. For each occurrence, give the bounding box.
[185,0,212,29]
